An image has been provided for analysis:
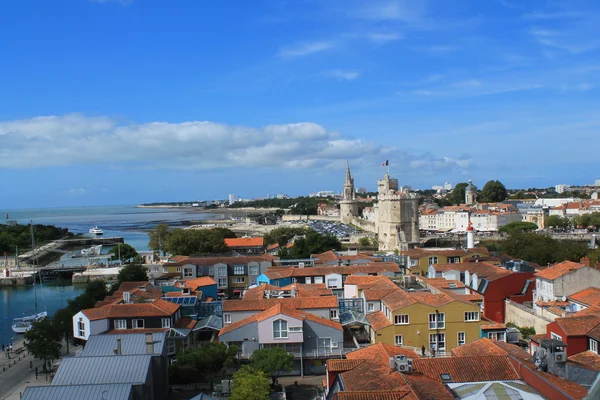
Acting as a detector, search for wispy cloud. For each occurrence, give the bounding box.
[277,41,334,58]
[560,83,594,92]
[327,70,360,81]
[90,0,132,5]
[350,0,426,22]
[523,11,582,20]
[367,32,403,44]
[67,188,87,195]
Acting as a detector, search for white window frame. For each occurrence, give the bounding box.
[430,333,446,351]
[218,277,227,288]
[394,334,403,346]
[551,332,563,341]
[318,337,333,350]
[429,313,445,329]
[458,332,465,346]
[133,319,145,329]
[218,266,227,276]
[273,319,288,339]
[249,266,259,276]
[78,318,85,337]
[233,277,245,284]
[289,326,302,332]
[330,309,338,320]
[367,302,375,312]
[590,339,598,354]
[161,318,171,328]
[224,313,231,324]
[394,314,409,325]
[488,331,506,341]
[176,266,182,272]
[234,265,245,275]
[429,256,438,265]
[464,311,480,322]
[115,319,127,330]
[183,268,193,278]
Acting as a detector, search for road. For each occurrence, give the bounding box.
[0,348,47,400]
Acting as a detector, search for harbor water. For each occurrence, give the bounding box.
[0,281,85,347]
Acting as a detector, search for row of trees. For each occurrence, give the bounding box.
[228,196,334,216]
[148,224,237,256]
[0,223,74,255]
[546,212,600,229]
[265,227,342,259]
[446,180,508,205]
[172,345,294,400]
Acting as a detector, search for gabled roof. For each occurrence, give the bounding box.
[410,292,455,307]
[224,237,264,248]
[346,342,419,361]
[554,314,600,336]
[451,338,507,357]
[327,359,366,372]
[413,356,520,382]
[535,261,585,280]
[568,350,600,371]
[81,298,181,321]
[335,391,415,400]
[365,311,393,331]
[569,287,600,307]
[219,303,342,335]
[381,290,415,310]
[431,262,513,281]
[177,277,216,290]
[339,360,411,393]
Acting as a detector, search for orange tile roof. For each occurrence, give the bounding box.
[264,267,296,279]
[266,243,280,251]
[222,296,338,311]
[410,292,455,307]
[80,307,111,321]
[335,391,415,400]
[81,298,180,320]
[554,315,600,336]
[431,262,513,281]
[224,237,264,247]
[381,290,416,310]
[569,287,600,307]
[339,360,411,393]
[327,359,366,372]
[165,292,185,297]
[568,350,600,371]
[178,276,216,290]
[290,263,400,277]
[366,311,393,331]
[219,303,342,335]
[364,289,399,301]
[174,317,197,329]
[546,306,566,316]
[403,373,454,400]
[481,323,507,330]
[167,254,274,266]
[346,343,419,361]
[451,338,508,357]
[413,356,520,382]
[535,261,585,280]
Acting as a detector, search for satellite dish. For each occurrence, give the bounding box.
[561,296,567,302]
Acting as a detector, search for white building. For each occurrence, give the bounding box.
[228,194,236,205]
[595,179,600,187]
[419,205,520,232]
[555,184,570,194]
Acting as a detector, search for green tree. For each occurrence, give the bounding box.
[231,366,270,400]
[67,280,108,311]
[447,182,473,205]
[148,223,172,255]
[108,243,139,261]
[117,262,148,284]
[263,226,312,246]
[479,180,508,203]
[358,237,371,248]
[282,231,342,259]
[545,215,569,229]
[24,317,62,371]
[52,307,74,354]
[166,228,232,255]
[250,346,294,386]
[175,342,238,385]
[499,222,538,235]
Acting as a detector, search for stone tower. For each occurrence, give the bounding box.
[374,173,419,251]
[465,180,476,205]
[340,162,359,224]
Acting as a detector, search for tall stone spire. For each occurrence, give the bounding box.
[343,161,355,201]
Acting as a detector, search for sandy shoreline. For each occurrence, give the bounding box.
[138,205,283,215]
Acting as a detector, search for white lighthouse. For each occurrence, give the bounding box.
[466,218,475,249]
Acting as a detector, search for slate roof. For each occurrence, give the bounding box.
[52,355,153,385]
[21,384,133,400]
[81,332,166,356]
[535,261,585,280]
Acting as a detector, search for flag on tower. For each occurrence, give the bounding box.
[382,160,389,167]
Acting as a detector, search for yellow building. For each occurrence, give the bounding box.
[366,289,486,354]
[402,248,493,276]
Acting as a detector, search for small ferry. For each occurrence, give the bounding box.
[12,312,48,334]
[89,226,104,235]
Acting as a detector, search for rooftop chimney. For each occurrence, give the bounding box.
[145,333,154,354]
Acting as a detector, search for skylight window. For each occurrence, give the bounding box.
[441,373,452,381]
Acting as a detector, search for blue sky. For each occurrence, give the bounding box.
[1,0,599,208]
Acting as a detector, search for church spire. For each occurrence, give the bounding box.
[343,161,355,201]
[345,161,352,186]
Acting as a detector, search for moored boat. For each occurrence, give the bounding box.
[89,226,104,235]
[12,312,48,334]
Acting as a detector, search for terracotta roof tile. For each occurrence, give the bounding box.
[178,277,216,290]
[81,298,180,320]
[222,296,338,311]
[340,361,410,393]
[366,311,393,331]
[335,391,414,400]
[264,268,296,279]
[451,338,507,357]
[569,287,600,307]
[346,343,418,361]
[410,292,455,307]
[568,350,600,371]
[290,263,400,277]
[535,261,585,280]
[431,262,513,281]
[555,315,600,336]
[481,323,507,330]
[413,356,520,382]
[224,237,264,247]
[81,307,111,321]
[327,359,366,372]
[403,373,454,400]
[167,254,273,266]
[174,317,197,329]
[381,290,415,310]
[364,289,399,301]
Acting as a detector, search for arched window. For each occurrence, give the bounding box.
[273,319,288,338]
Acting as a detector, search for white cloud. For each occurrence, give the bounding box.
[452,79,482,88]
[367,32,403,44]
[328,70,360,81]
[67,188,87,195]
[277,41,334,58]
[0,114,468,176]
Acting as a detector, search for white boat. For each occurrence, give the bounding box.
[89,227,104,235]
[12,312,48,334]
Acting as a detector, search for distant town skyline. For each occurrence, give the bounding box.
[2,0,600,209]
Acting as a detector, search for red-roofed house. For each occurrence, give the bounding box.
[218,303,343,376]
[224,237,265,255]
[544,315,600,356]
[534,261,600,313]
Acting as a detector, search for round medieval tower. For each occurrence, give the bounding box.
[340,162,359,224]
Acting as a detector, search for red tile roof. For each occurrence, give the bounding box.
[178,277,216,290]
[327,359,366,372]
[335,391,414,400]
[535,261,585,280]
[167,254,273,266]
[219,303,342,335]
[174,317,197,329]
[410,292,455,307]
[224,237,264,248]
[413,356,520,382]
[222,296,338,311]
[365,311,393,331]
[381,290,416,310]
[431,262,513,281]
[554,315,600,336]
[290,263,400,277]
[481,323,507,330]
[339,361,410,393]
[346,343,419,361]
[568,350,600,371]
[569,287,600,307]
[403,373,454,400]
[451,338,508,357]
[81,298,180,320]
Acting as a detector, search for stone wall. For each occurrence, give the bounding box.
[505,299,553,336]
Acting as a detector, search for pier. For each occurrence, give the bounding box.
[17,237,125,265]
